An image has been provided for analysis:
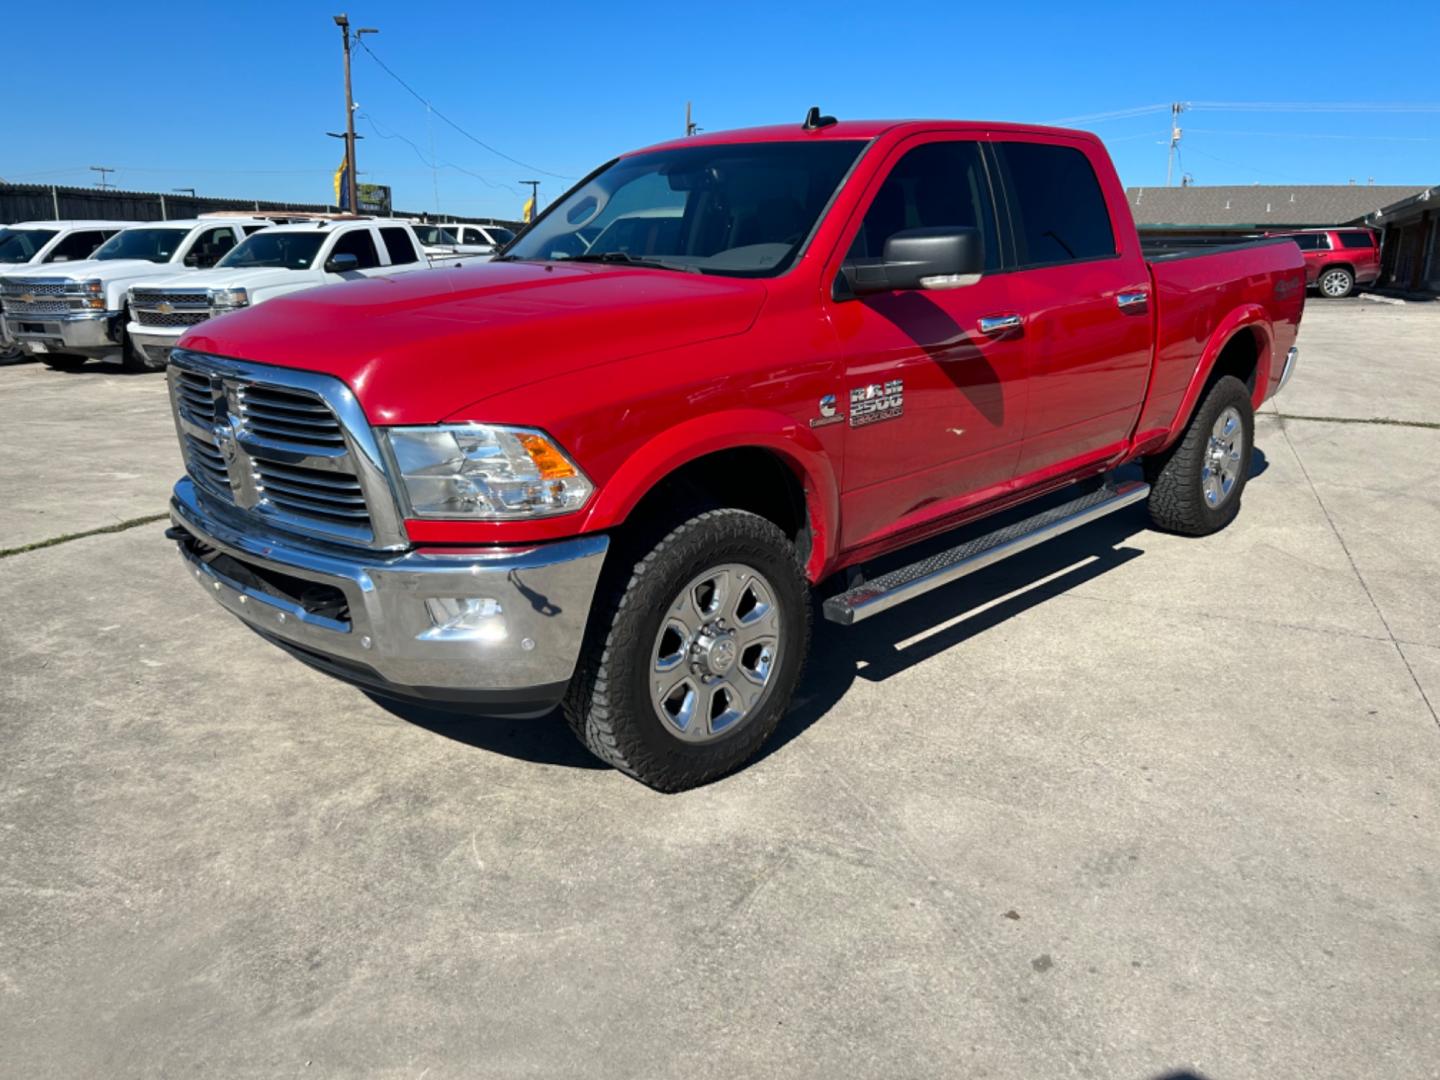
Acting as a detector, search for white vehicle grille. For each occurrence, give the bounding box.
[130,288,212,329]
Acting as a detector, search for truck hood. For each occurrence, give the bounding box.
[2,257,178,284]
[131,266,318,292]
[179,261,769,424]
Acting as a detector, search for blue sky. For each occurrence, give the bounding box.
[4,0,1436,219]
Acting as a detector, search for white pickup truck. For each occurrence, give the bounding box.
[0,220,130,359]
[412,221,515,256]
[125,218,443,370]
[0,217,272,370]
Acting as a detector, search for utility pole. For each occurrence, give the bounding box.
[685,101,700,137]
[521,180,540,222]
[1165,102,1187,188]
[333,14,378,212]
[90,165,115,190]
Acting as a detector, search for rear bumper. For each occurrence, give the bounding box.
[1276,346,1299,396]
[1,310,120,356]
[168,478,609,716]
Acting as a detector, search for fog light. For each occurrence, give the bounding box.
[419,597,506,642]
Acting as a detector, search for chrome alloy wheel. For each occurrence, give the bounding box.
[1320,269,1351,297]
[1202,405,1245,508]
[650,563,782,743]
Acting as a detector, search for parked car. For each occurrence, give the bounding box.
[163,114,1305,790]
[0,220,129,359]
[126,219,438,370]
[409,223,495,264]
[1266,227,1380,298]
[0,217,274,370]
[440,222,515,249]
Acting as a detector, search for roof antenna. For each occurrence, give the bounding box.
[803,105,837,131]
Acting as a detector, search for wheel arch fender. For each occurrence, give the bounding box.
[586,409,841,582]
[1166,303,1274,449]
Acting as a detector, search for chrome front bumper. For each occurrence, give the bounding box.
[129,328,182,368]
[1,310,121,356]
[169,478,609,715]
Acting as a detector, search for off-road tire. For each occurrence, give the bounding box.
[118,310,165,372]
[563,508,812,792]
[1144,374,1254,536]
[1318,266,1354,299]
[40,353,88,371]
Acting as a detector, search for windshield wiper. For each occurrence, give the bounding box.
[562,251,700,273]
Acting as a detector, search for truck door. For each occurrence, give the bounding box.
[824,136,1028,552]
[987,139,1153,479]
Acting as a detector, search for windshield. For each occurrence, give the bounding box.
[413,225,459,246]
[93,228,190,263]
[0,229,59,263]
[505,140,864,276]
[219,232,326,270]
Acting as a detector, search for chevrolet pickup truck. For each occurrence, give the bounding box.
[0,220,128,359]
[126,219,443,370]
[0,217,273,370]
[164,113,1304,791]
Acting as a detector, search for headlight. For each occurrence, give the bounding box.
[383,424,594,519]
[82,279,105,310]
[208,287,249,311]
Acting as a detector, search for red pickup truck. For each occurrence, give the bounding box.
[166,112,1304,790]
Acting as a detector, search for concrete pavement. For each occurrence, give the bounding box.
[1,302,1437,1079]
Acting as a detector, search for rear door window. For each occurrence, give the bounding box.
[992,142,1116,267]
[330,228,382,270]
[379,226,421,265]
[1289,233,1325,251]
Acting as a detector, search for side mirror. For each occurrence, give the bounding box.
[325,253,360,273]
[839,226,984,298]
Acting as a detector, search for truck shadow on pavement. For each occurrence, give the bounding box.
[376,452,1268,775]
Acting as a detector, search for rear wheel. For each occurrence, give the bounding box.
[1318,266,1354,299]
[564,508,811,791]
[1144,375,1254,536]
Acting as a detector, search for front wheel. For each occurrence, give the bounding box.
[564,508,812,791]
[1318,266,1354,299]
[1144,374,1254,536]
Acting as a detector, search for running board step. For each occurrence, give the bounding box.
[822,481,1150,625]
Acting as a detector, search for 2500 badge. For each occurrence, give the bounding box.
[849,379,904,427]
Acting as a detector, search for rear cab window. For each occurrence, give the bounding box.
[991,141,1116,267]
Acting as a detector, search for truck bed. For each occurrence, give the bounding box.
[1131,236,1306,452]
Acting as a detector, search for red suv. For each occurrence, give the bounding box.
[1268,228,1380,298]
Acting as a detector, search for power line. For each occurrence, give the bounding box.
[1185,127,1438,143]
[358,112,522,196]
[1191,101,1440,113]
[354,39,575,180]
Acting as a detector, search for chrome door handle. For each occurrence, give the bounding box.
[978,314,1022,336]
[1116,291,1149,310]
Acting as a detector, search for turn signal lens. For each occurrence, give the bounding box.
[516,433,578,480]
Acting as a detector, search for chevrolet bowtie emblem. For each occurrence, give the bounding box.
[156,302,174,315]
[19,292,35,304]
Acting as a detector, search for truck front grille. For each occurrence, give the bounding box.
[130,288,211,328]
[1,279,84,316]
[166,352,407,549]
